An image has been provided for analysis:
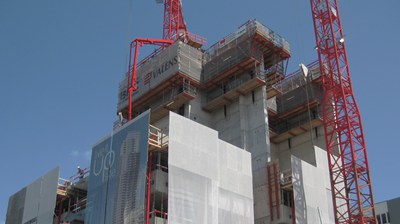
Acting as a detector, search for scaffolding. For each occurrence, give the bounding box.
[268,61,323,143]
[203,67,266,111]
[203,20,290,85]
[55,170,89,224]
[272,60,320,95]
[117,41,203,115]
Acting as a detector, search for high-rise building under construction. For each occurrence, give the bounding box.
[6,1,376,224]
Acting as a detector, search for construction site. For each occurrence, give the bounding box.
[6,1,377,224]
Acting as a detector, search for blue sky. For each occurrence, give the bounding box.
[1,0,399,221]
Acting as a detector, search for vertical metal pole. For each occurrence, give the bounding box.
[291,191,295,224]
[267,165,273,221]
[273,163,280,219]
[128,40,140,121]
[146,152,153,224]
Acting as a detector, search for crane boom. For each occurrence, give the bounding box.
[310,0,376,223]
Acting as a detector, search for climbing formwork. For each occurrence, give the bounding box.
[202,20,290,112]
[267,61,323,143]
[117,41,203,122]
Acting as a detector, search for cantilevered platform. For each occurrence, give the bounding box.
[203,75,265,112]
[270,116,323,143]
[150,90,196,123]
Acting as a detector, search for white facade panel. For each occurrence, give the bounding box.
[168,112,254,224]
[292,147,335,224]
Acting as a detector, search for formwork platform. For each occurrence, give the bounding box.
[202,20,290,90]
[268,61,323,143]
[117,41,203,120]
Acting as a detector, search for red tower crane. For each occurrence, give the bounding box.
[310,0,376,223]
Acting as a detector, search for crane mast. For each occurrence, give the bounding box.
[310,0,376,223]
[162,0,188,41]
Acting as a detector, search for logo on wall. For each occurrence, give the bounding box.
[142,56,178,85]
[92,145,116,183]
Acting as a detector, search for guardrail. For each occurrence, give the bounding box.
[69,167,90,183]
[205,70,265,102]
[273,60,320,94]
[280,169,292,186]
[149,125,168,149]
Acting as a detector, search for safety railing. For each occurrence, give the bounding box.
[275,82,322,115]
[280,169,293,186]
[57,178,71,196]
[186,32,207,46]
[270,108,322,134]
[203,40,262,82]
[205,70,265,103]
[204,19,290,62]
[70,197,87,213]
[141,80,197,115]
[149,125,168,149]
[253,20,290,54]
[116,80,197,127]
[149,210,168,222]
[113,118,128,131]
[265,62,285,77]
[266,97,277,114]
[152,164,168,173]
[273,60,320,94]
[69,167,90,184]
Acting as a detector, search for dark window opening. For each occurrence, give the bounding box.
[315,127,318,138]
[377,215,381,224]
[282,190,293,207]
[178,104,185,116]
[311,109,317,119]
[249,70,254,79]
[224,105,227,118]
[288,138,292,149]
[382,213,387,223]
[252,90,255,103]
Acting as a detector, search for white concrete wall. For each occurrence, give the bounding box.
[168,112,254,224]
[292,146,335,224]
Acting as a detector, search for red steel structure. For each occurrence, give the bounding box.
[310,0,376,223]
[162,0,187,41]
[127,38,173,121]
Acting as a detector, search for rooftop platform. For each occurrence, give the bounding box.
[202,20,290,88]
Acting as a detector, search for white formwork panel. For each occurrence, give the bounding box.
[168,112,254,224]
[218,140,254,223]
[168,112,219,224]
[292,146,335,224]
[8,167,60,224]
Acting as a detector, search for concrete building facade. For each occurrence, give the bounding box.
[375,197,400,224]
[6,19,338,224]
[116,19,335,224]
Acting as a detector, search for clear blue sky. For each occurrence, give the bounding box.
[1,0,399,222]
